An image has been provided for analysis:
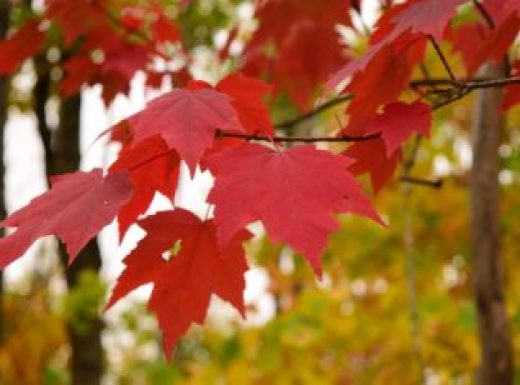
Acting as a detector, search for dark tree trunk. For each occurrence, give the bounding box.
[54,94,104,385]
[0,0,10,344]
[471,63,513,385]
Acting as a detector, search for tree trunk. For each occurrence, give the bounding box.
[0,0,10,344]
[471,63,513,385]
[54,95,104,385]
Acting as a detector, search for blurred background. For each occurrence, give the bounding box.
[1,0,520,384]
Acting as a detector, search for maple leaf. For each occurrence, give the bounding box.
[243,0,352,110]
[328,0,463,92]
[342,138,402,193]
[206,143,382,275]
[0,20,46,75]
[0,170,132,268]
[447,22,489,75]
[216,73,275,137]
[152,13,181,43]
[46,0,108,45]
[344,39,426,134]
[109,136,181,239]
[390,0,467,40]
[361,101,432,156]
[128,88,244,173]
[106,209,252,357]
[483,0,520,24]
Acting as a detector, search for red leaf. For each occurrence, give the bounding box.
[243,0,352,110]
[328,0,462,90]
[390,0,467,40]
[47,0,107,45]
[344,35,426,134]
[362,102,432,157]
[0,170,132,268]
[216,73,275,137]
[0,20,46,74]
[109,136,181,239]
[152,14,180,43]
[483,0,520,24]
[128,88,244,173]
[206,143,382,275]
[106,209,251,357]
[342,139,402,193]
[447,22,488,75]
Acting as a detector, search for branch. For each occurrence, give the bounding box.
[472,0,495,28]
[216,130,380,143]
[428,36,458,84]
[399,176,443,189]
[276,76,520,131]
[274,94,353,130]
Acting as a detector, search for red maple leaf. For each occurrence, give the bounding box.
[242,0,352,110]
[109,136,181,239]
[390,0,467,40]
[0,170,132,268]
[128,88,244,173]
[106,209,252,357]
[446,22,489,75]
[361,101,432,156]
[0,20,46,75]
[206,143,382,275]
[483,0,520,24]
[216,73,275,137]
[343,138,402,193]
[46,0,108,45]
[344,37,426,134]
[328,0,464,93]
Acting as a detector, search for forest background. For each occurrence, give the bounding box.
[1,1,520,385]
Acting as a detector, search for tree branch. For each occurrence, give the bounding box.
[274,94,353,130]
[216,130,380,143]
[428,36,459,84]
[276,76,520,131]
[399,175,443,189]
[472,0,495,29]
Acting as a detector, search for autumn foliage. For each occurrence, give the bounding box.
[1,0,519,358]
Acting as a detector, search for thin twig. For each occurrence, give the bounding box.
[274,94,353,130]
[400,176,443,189]
[217,131,381,143]
[472,0,495,28]
[277,76,520,131]
[428,36,459,84]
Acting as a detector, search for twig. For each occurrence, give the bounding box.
[216,131,381,143]
[472,0,511,74]
[399,176,443,189]
[277,76,520,131]
[274,94,353,130]
[472,0,495,28]
[428,36,459,84]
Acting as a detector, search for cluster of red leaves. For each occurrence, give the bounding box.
[0,0,186,104]
[1,0,519,357]
[241,0,355,110]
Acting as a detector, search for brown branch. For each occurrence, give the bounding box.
[428,36,459,84]
[277,76,520,131]
[472,0,495,29]
[400,175,443,189]
[274,94,353,130]
[217,130,381,143]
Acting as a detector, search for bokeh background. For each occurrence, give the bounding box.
[1,1,520,384]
